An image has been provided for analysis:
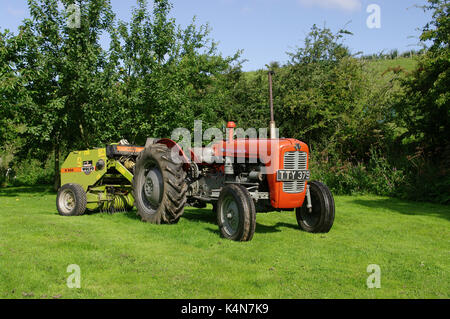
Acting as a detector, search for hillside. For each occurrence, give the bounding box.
[244,57,417,78]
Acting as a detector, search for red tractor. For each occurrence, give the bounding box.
[132,72,335,241]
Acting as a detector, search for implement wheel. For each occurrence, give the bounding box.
[133,143,187,224]
[56,183,87,216]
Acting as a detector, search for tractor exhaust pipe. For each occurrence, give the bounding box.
[268,70,276,139]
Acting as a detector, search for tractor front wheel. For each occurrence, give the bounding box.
[56,183,87,216]
[217,184,256,241]
[296,181,335,233]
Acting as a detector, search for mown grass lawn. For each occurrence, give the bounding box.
[0,186,448,299]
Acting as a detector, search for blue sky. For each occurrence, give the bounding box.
[1,0,432,70]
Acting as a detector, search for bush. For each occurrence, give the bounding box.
[399,148,450,205]
[310,146,449,204]
[11,158,55,187]
[367,148,406,196]
[310,148,406,197]
[0,145,16,187]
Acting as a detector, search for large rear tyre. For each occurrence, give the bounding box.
[296,181,335,233]
[217,185,256,241]
[133,144,187,224]
[56,183,87,216]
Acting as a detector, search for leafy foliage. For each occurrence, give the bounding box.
[0,0,448,204]
[393,0,449,203]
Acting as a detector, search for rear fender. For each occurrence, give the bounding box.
[152,138,194,170]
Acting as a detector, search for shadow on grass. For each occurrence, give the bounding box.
[182,208,216,224]
[182,208,299,235]
[0,185,55,197]
[123,211,140,221]
[353,198,450,221]
[256,222,299,233]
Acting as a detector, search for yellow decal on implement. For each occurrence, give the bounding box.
[98,149,106,157]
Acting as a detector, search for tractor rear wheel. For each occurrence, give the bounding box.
[296,181,335,233]
[217,184,256,241]
[56,183,87,216]
[133,143,187,224]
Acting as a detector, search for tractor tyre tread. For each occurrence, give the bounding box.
[133,144,187,224]
[236,185,257,241]
[296,181,335,233]
[217,184,253,242]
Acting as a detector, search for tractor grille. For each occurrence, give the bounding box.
[282,151,307,194]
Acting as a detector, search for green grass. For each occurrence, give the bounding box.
[365,57,418,74]
[0,186,448,299]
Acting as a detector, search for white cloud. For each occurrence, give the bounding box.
[7,6,26,17]
[298,0,362,12]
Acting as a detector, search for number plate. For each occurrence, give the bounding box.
[277,170,310,182]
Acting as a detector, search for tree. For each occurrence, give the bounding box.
[13,0,116,189]
[0,0,241,188]
[0,30,30,184]
[281,25,369,158]
[392,0,450,203]
[110,0,241,143]
[396,0,449,155]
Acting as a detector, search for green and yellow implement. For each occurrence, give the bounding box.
[56,143,144,216]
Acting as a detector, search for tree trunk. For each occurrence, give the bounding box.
[53,143,60,192]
